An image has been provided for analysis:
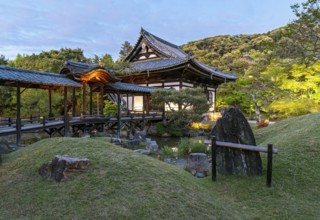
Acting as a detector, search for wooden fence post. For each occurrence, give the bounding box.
[267,143,273,187]
[211,136,217,182]
[42,116,46,128]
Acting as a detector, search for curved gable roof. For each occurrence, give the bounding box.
[124,28,188,61]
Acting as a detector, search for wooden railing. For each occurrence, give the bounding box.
[210,136,278,188]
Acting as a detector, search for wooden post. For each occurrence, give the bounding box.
[211,136,217,181]
[82,83,87,115]
[42,116,46,128]
[117,92,121,138]
[100,86,104,116]
[48,88,53,118]
[72,88,76,117]
[267,143,273,187]
[64,87,69,137]
[146,94,150,116]
[16,83,21,145]
[89,85,93,115]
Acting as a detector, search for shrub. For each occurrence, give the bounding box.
[156,122,183,137]
[177,138,208,155]
[103,100,118,116]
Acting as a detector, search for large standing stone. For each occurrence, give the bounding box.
[185,153,210,177]
[212,107,262,176]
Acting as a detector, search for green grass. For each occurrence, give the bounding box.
[1,113,320,219]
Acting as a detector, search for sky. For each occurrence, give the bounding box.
[0,0,305,61]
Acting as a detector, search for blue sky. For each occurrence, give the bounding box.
[0,0,304,61]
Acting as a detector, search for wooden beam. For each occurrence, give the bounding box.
[72,88,76,117]
[48,88,53,117]
[64,87,69,137]
[215,141,278,154]
[117,92,121,138]
[82,83,87,114]
[89,85,93,115]
[16,83,21,145]
[100,86,104,116]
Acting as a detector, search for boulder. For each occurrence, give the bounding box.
[185,153,210,177]
[133,130,146,141]
[212,107,262,176]
[111,137,122,145]
[146,140,158,153]
[39,155,90,182]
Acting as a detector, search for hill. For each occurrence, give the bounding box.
[1,113,320,219]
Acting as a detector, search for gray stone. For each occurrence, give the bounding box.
[111,137,122,145]
[133,130,146,141]
[185,153,210,176]
[134,149,151,155]
[212,107,262,176]
[39,155,90,182]
[146,140,158,153]
[195,172,206,178]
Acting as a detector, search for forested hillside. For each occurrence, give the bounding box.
[181,0,320,120]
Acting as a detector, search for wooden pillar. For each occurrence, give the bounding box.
[267,143,273,187]
[100,86,104,116]
[117,92,121,138]
[146,94,150,115]
[16,83,21,145]
[48,88,53,118]
[214,88,217,111]
[64,87,69,137]
[211,136,217,182]
[72,88,76,117]
[82,83,87,114]
[89,85,93,115]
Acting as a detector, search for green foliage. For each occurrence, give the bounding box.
[119,41,133,61]
[161,145,176,156]
[0,54,9,65]
[152,88,209,126]
[103,100,118,116]
[9,48,90,73]
[155,122,182,137]
[177,138,208,155]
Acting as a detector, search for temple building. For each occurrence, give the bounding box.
[116,28,237,111]
[60,28,237,115]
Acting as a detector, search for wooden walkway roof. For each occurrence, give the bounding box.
[0,65,82,88]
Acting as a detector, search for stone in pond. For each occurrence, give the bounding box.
[185,153,210,177]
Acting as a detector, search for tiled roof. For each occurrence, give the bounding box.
[141,28,188,58]
[122,28,237,81]
[62,60,103,74]
[191,59,238,80]
[122,57,187,73]
[0,65,82,87]
[107,82,159,93]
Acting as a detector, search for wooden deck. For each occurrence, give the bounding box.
[0,113,163,137]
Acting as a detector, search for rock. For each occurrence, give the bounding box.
[134,149,151,155]
[111,137,122,145]
[212,107,262,176]
[195,172,206,178]
[164,157,187,169]
[146,140,158,153]
[185,153,210,176]
[39,155,90,182]
[133,130,146,141]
